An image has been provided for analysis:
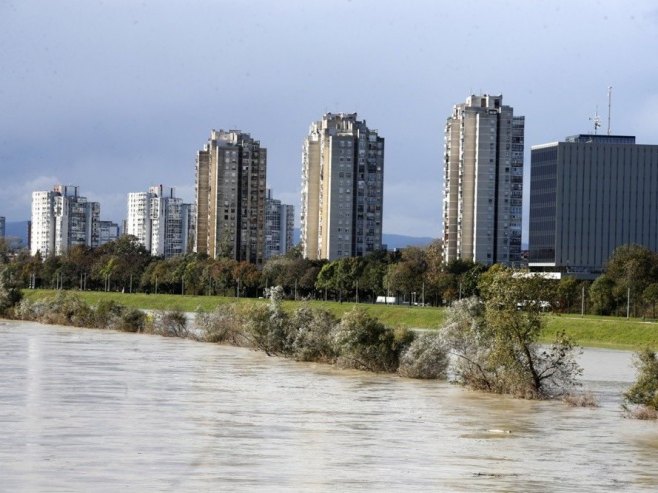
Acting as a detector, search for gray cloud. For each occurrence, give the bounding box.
[2,0,658,240]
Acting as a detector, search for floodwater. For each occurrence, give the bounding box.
[1,321,657,492]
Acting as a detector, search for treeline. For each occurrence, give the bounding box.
[0,236,486,305]
[4,236,658,316]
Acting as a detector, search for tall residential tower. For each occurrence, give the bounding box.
[30,185,116,256]
[127,185,192,258]
[442,94,524,266]
[300,113,384,260]
[194,130,267,265]
[264,189,295,260]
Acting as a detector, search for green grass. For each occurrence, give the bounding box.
[21,289,446,329]
[542,314,658,350]
[20,290,658,350]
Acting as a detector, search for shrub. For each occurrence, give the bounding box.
[289,306,337,362]
[562,391,599,408]
[398,332,449,379]
[30,292,96,327]
[117,308,146,332]
[152,308,189,338]
[241,286,293,355]
[93,300,126,329]
[0,268,22,317]
[623,348,658,419]
[332,307,412,373]
[196,304,248,345]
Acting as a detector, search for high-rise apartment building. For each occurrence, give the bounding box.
[0,216,5,239]
[126,185,191,258]
[442,94,524,266]
[264,189,295,260]
[194,130,267,265]
[98,220,120,246]
[300,113,384,260]
[31,185,101,256]
[529,134,658,278]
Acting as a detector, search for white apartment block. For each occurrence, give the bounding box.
[30,185,102,256]
[301,113,384,260]
[127,192,152,248]
[126,185,191,258]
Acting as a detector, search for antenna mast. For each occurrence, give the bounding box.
[607,86,613,135]
[589,106,601,135]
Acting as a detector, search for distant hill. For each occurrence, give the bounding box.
[292,228,435,250]
[382,233,435,249]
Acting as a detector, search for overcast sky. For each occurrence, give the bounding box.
[2,0,657,241]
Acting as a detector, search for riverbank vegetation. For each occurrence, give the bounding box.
[16,289,658,350]
[623,349,658,420]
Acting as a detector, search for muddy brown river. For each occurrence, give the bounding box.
[1,321,657,492]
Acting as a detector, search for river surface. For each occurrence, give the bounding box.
[1,321,657,492]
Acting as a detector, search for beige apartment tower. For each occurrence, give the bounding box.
[301,113,384,260]
[442,95,524,266]
[194,130,267,265]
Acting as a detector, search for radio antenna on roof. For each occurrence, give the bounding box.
[607,86,613,135]
[589,107,601,135]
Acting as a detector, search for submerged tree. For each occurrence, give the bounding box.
[623,349,658,419]
[442,266,581,399]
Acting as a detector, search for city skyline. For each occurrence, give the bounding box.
[2,1,658,240]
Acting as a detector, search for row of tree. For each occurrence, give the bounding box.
[0,236,487,305]
[4,236,658,315]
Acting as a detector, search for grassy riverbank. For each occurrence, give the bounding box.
[20,290,446,331]
[20,290,658,350]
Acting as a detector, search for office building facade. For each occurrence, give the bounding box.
[300,113,384,260]
[194,130,267,265]
[442,94,524,266]
[529,134,658,278]
[264,189,295,260]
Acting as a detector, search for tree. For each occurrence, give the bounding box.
[623,349,658,418]
[589,275,616,315]
[442,266,581,399]
[0,266,22,315]
[557,276,580,313]
[644,283,658,319]
[605,244,658,316]
[386,247,427,304]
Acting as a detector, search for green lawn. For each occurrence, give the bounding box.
[21,289,446,329]
[20,290,658,350]
[542,314,658,350]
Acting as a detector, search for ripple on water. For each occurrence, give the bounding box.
[1,322,657,492]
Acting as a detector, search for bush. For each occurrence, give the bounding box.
[289,306,337,362]
[196,304,248,345]
[398,332,449,379]
[31,292,96,327]
[623,348,658,418]
[151,309,189,338]
[117,308,146,332]
[332,308,412,372]
[93,300,126,329]
[562,391,599,408]
[241,286,293,355]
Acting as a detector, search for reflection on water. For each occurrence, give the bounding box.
[0,321,657,492]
